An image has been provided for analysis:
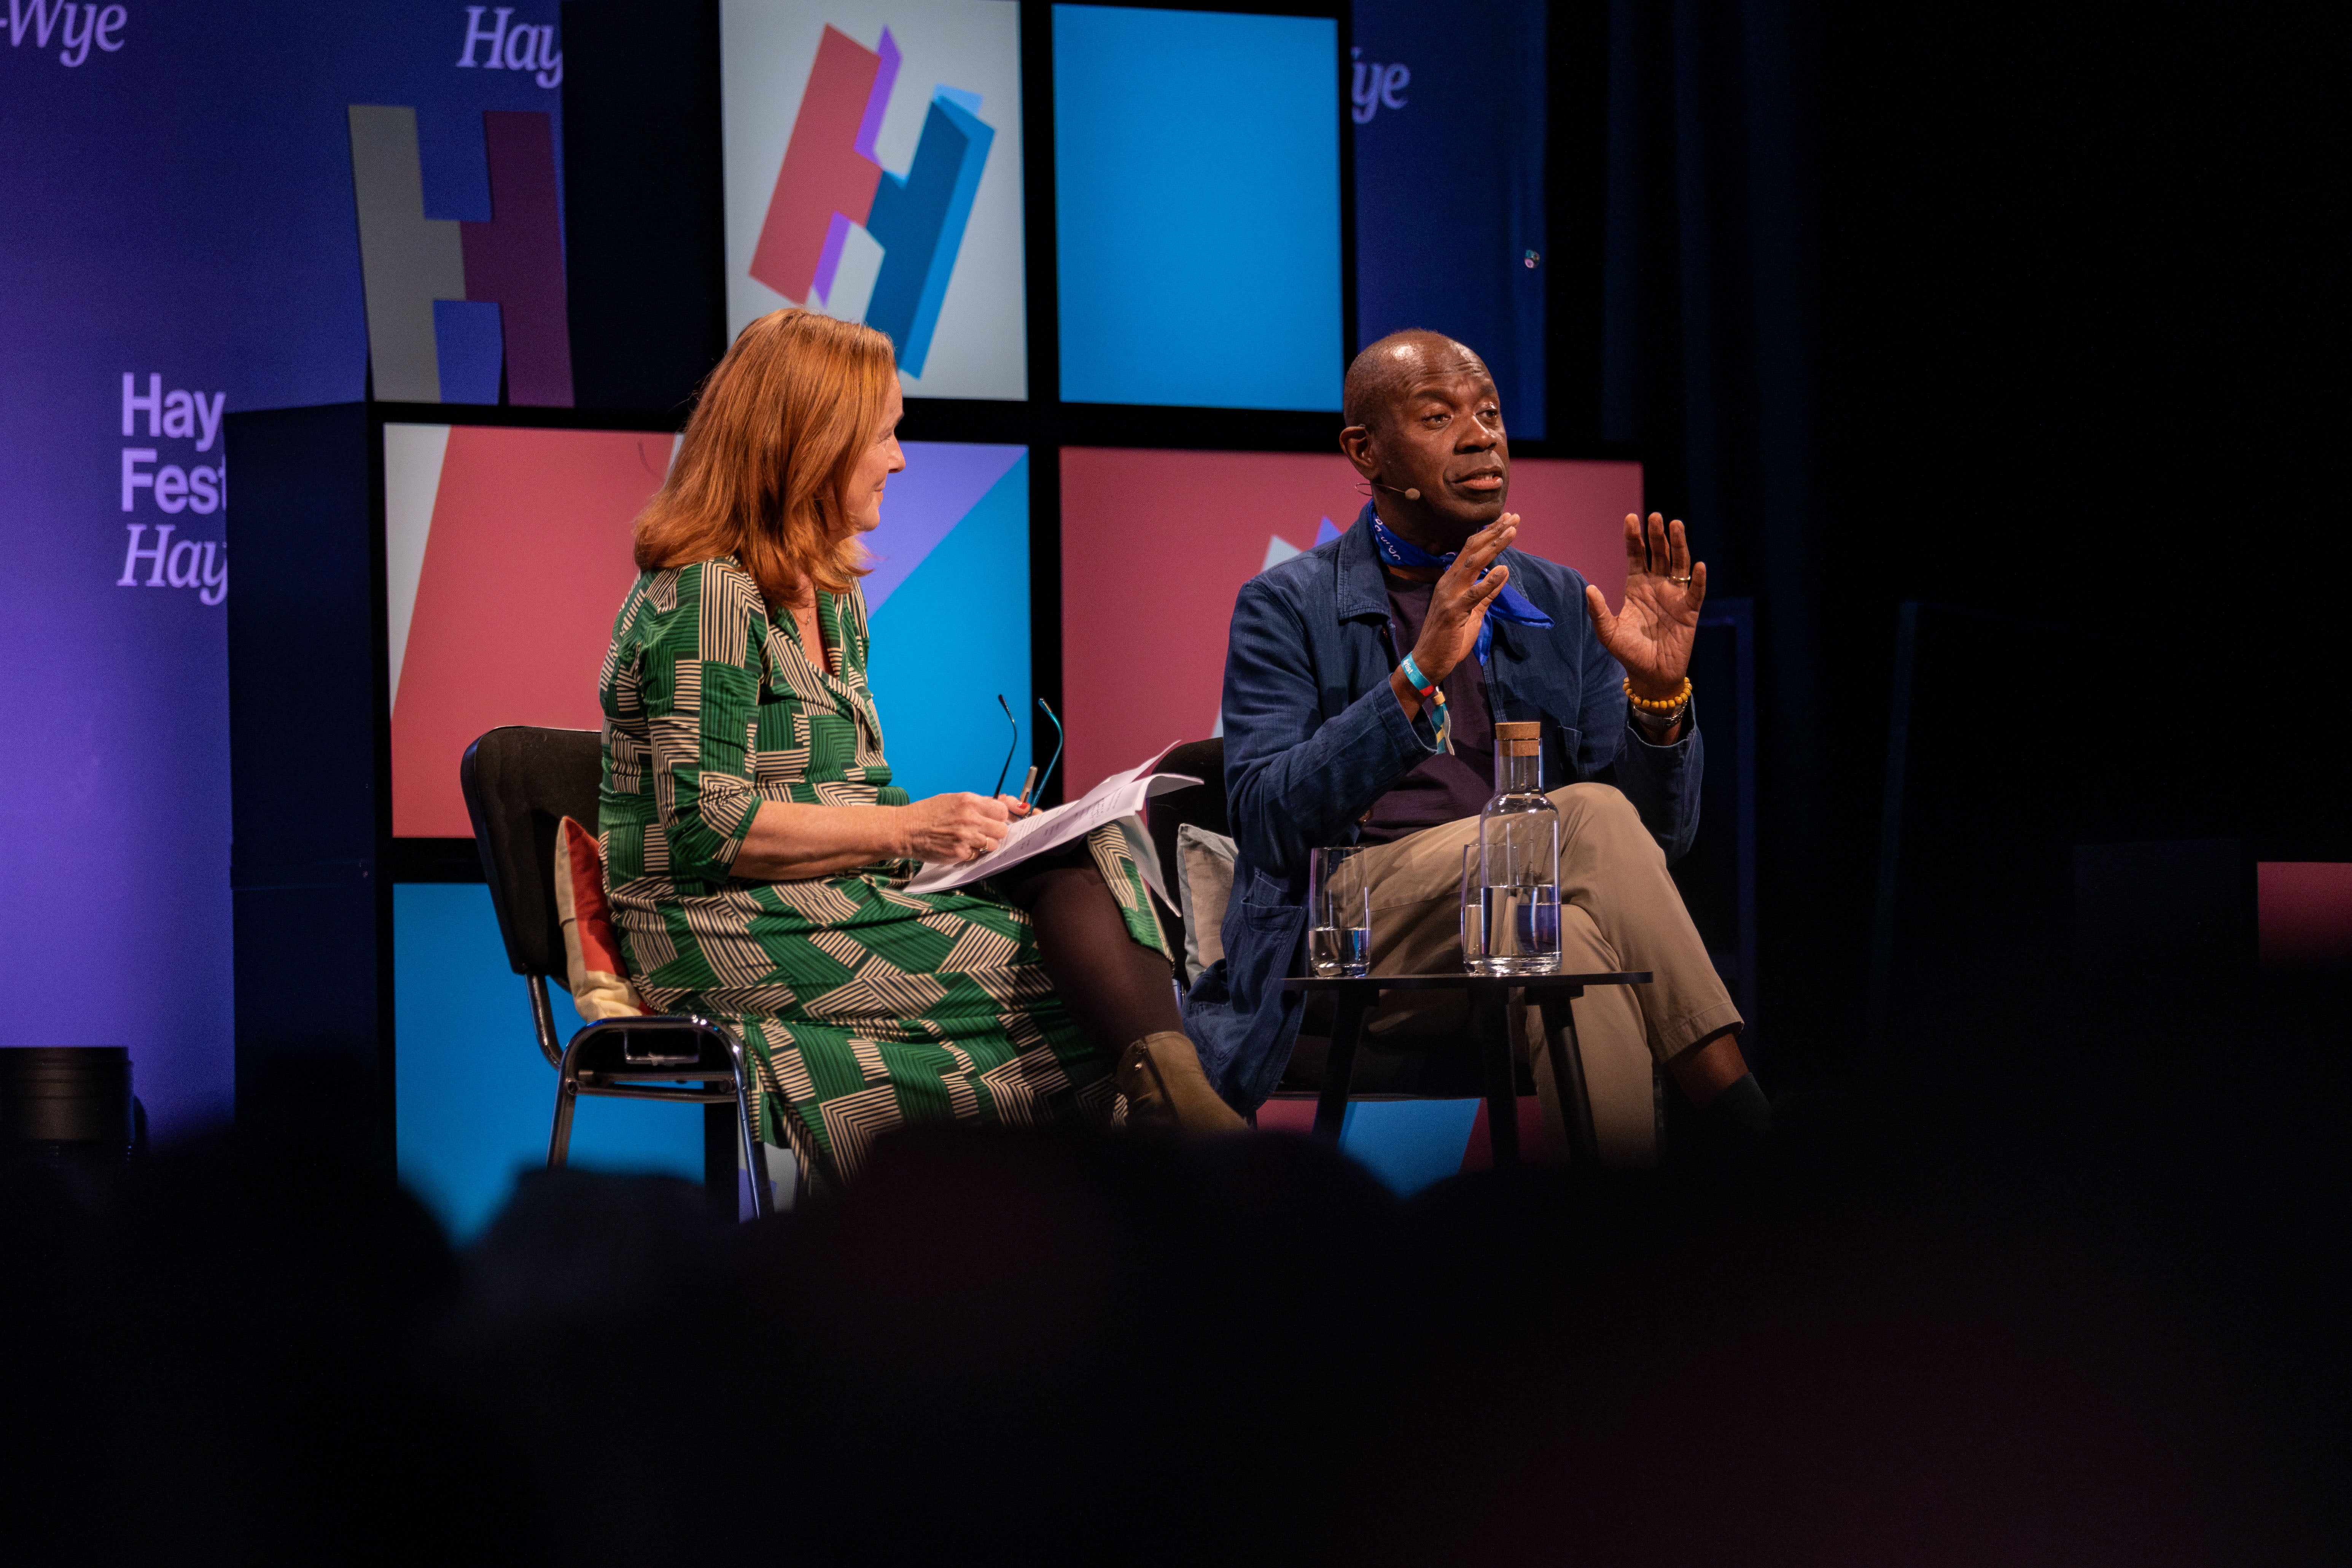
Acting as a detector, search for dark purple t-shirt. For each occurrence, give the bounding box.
[1357,576,1498,845]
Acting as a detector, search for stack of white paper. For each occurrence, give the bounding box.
[906,744,1198,896]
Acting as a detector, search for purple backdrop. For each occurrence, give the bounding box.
[0,3,567,1133]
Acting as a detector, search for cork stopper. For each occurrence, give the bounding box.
[1495,720,1542,756]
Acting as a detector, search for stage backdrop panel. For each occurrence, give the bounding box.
[385,428,1026,835]
[1052,5,1343,411]
[1059,449,1642,794]
[385,424,673,838]
[722,0,1026,400]
[860,446,1032,802]
[1351,0,1548,437]
[0,2,571,1136]
[394,883,704,1241]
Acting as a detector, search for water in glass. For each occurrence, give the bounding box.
[1309,923,1372,976]
[1308,845,1372,977]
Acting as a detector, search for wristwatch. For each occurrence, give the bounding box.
[1631,700,1688,739]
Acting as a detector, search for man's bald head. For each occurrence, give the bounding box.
[1343,330,1491,431]
[1336,330,1510,546]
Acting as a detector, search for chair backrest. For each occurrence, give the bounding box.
[1143,738,1227,966]
[460,726,602,979]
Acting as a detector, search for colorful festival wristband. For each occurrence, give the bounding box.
[1398,653,1453,753]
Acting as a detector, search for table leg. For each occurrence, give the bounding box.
[1474,981,1519,1168]
[1537,991,1599,1167]
[1311,987,1370,1144]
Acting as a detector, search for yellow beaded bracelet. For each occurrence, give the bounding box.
[1622,676,1693,713]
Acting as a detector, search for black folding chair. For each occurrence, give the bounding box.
[459,724,775,1217]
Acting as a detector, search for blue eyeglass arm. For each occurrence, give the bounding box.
[1026,698,1065,806]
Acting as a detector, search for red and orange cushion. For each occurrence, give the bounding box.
[552,815,646,1020]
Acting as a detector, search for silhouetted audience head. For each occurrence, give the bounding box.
[5,1037,2341,1565]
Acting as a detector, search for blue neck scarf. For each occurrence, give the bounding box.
[1364,501,1553,666]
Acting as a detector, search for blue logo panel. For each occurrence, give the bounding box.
[866,92,996,376]
[1052,5,1343,411]
[393,885,704,1242]
[865,452,1031,802]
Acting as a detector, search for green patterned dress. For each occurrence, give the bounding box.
[597,556,1165,1184]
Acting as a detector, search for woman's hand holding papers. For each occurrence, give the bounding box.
[897,793,1028,864]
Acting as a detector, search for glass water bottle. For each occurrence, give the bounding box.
[1472,720,1562,975]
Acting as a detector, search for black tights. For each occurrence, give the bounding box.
[1000,842,1186,1063]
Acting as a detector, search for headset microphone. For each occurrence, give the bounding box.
[1373,481,1422,501]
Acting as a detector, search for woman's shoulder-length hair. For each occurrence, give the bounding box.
[633,308,897,607]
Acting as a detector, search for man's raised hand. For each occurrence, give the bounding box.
[1412,513,1518,683]
[1583,511,1704,699]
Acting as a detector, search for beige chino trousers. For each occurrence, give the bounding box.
[1345,782,1742,1167]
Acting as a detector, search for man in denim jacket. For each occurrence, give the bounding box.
[1181,332,1766,1160]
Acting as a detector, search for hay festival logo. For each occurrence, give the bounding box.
[5,0,127,66]
[116,373,229,605]
[346,102,572,407]
[751,23,993,378]
[454,5,561,86]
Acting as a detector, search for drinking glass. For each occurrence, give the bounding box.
[1307,846,1372,978]
[1459,843,1489,973]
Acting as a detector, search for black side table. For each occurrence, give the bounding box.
[1279,972,1652,1169]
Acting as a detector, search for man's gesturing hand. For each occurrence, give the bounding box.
[898,793,1015,864]
[1409,514,1518,684]
[1583,511,1704,700]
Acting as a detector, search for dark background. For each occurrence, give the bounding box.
[1584,0,2344,1092]
[1588,21,2347,1512]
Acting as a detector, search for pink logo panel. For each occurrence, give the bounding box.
[1058,449,1643,794]
[749,24,886,302]
[391,426,673,837]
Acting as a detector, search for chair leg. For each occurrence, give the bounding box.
[1311,988,1371,1144]
[547,1074,580,1168]
[726,1030,774,1220]
[703,1102,738,1221]
[1476,981,1519,1168]
[525,974,564,1070]
[1537,992,1601,1168]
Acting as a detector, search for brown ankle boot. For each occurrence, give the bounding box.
[1117,1031,1247,1136]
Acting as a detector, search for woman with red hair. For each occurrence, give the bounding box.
[600,310,1240,1183]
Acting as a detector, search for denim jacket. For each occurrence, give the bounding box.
[1181,504,1704,1110]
